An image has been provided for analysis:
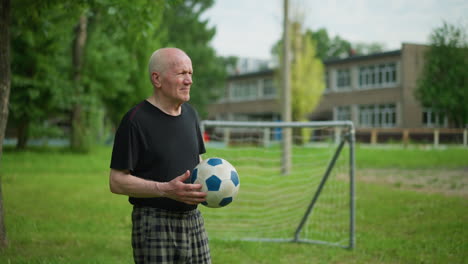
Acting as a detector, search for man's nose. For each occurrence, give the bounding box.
[184,75,192,85]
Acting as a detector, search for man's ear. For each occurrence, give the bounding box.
[151,72,161,88]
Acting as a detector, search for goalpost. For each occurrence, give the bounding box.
[199,120,356,249]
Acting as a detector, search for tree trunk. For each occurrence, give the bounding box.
[70,14,87,151]
[16,118,29,149]
[0,0,11,248]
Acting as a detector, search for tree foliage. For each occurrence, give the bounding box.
[289,22,325,121]
[353,42,386,55]
[163,0,226,117]
[415,22,468,127]
[10,1,75,148]
[273,21,325,122]
[305,28,385,60]
[7,0,223,150]
[275,27,385,61]
[273,19,325,143]
[84,1,167,124]
[306,28,351,60]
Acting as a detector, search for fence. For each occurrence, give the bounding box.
[356,128,468,147]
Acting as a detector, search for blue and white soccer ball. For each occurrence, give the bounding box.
[191,157,240,208]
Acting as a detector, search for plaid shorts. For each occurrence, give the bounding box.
[131,206,211,264]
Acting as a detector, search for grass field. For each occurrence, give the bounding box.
[0,145,467,263]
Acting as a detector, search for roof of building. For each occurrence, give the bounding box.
[228,69,275,80]
[227,49,404,79]
[324,49,401,65]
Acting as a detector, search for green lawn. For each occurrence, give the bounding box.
[0,146,467,263]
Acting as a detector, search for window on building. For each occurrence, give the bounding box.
[230,83,237,99]
[377,64,384,85]
[359,103,396,127]
[249,81,258,98]
[231,82,243,99]
[379,104,397,127]
[359,62,397,89]
[359,105,374,127]
[262,78,276,98]
[336,69,351,90]
[324,70,330,91]
[359,66,373,88]
[336,106,351,121]
[382,63,397,85]
[422,108,447,127]
[230,80,258,101]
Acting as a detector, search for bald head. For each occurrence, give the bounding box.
[148,48,191,84]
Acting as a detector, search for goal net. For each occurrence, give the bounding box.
[199,120,356,249]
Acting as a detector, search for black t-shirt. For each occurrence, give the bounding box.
[110,100,206,211]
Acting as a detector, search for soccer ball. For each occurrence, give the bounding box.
[191,157,240,208]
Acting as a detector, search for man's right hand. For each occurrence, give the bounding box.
[157,170,207,205]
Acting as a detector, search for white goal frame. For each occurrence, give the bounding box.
[201,120,356,249]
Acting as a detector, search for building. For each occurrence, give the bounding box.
[210,44,440,124]
[207,43,464,144]
[314,43,444,129]
[207,68,281,122]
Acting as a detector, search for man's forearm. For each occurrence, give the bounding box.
[109,168,206,205]
[109,169,163,198]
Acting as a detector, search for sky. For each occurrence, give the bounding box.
[202,0,468,60]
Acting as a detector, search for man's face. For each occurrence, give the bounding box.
[157,54,193,104]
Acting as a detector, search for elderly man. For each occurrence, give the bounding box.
[109,48,211,263]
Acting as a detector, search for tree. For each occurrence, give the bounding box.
[0,0,10,248]
[290,22,325,122]
[306,28,352,60]
[6,0,222,153]
[69,11,89,152]
[93,1,166,125]
[353,42,385,55]
[69,1,166,151]
[415,22,468,127]
[10,1,73,149]
[2,0,74,245]
[305,28,386,60]
[273,19,325,143]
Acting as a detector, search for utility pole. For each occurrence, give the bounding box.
[281,0,292,175]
